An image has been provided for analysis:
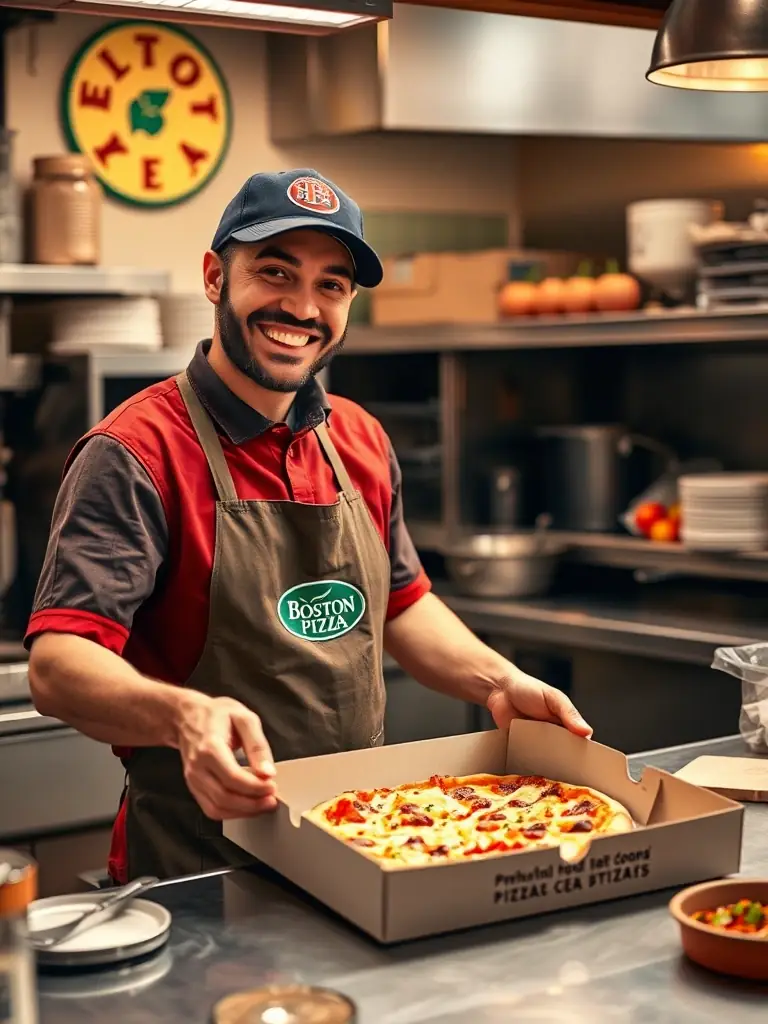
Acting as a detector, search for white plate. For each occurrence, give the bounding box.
[28,893,172,968]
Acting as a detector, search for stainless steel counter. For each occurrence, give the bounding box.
[37,734,768,1023]
[440,590,764,667]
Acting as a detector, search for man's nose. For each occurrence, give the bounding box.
[279,285,320,323]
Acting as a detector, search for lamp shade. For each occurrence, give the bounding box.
[647,0,768,91]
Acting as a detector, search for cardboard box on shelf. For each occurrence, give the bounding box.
[224,721,743,944]
[370,249,588,327]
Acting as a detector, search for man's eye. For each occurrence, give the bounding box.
[261,266,289,279]
[322,280,344,292]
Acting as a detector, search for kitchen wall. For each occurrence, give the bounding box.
[5,16,521,293]
[518,135,768,259]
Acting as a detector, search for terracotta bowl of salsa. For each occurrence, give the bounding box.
[669,879,768,981]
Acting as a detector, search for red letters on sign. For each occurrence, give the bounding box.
[142,157,162,191]
[78,81,111,111]
[93,133,129,168]
[190,96,218,123]
[180,142,209,177]
[134,33,160,68]
[170,54,201,88]
[97,48,131,82]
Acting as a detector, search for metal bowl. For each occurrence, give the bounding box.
[444,532,566,599]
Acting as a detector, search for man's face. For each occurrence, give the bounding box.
[204,228,357,393]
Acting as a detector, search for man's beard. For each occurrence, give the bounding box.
[216,279,346,393]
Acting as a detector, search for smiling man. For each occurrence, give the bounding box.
[25,169,592,883]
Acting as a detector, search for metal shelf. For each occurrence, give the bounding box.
[343,306,768,354]
[75,349,194,378]
[409,522,768,584]
[562,531,768,583]
[438,588,761,667]
[0,265,170,296]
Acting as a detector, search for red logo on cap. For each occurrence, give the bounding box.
[287,176,340,215]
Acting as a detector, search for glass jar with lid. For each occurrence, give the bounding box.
[31,154,101,266]
[0,850,38,1024]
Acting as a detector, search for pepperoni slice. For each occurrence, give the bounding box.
[564,820,593,833]
[402,813,434,828]
[350,837,375,847]
[479,811,506,822]
[452,786,476,800]
[563,799,596,817]
[430,845,450,857]
[540,783,563,799]
[471,798,493,812]
[494,775,547,795]
[521,823,547,841]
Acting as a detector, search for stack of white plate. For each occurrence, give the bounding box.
[158,293,213,352]
[49,297,162,354]
[679,472,768,552]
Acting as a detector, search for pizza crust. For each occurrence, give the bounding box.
[305,771,635,869]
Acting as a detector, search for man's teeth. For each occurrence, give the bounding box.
[262,327,311,348]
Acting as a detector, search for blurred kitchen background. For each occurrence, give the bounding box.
[2,0,768,894]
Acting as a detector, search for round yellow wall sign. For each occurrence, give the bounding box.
[60,21,232,208]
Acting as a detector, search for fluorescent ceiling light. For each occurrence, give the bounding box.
[75,0,367,25]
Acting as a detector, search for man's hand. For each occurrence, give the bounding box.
[176,693,278,821]
[486,667,592,738]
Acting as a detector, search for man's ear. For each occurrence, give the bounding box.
[203,249,225,304]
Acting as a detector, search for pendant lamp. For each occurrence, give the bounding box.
[647,0,768,91]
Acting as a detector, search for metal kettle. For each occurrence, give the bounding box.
[535,425,677,533]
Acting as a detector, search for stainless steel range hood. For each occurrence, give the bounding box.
[267,4,768,141]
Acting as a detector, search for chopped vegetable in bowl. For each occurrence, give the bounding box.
[691,900,768,936]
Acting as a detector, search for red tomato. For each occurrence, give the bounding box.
[634,501,667,537]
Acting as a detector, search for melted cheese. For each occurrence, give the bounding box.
[308,773,633,868]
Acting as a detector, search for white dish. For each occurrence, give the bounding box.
[28,893,172,968]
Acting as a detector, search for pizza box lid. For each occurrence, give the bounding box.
[674,755,768,802]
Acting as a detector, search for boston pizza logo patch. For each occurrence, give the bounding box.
[60,21,231,208]
[287,177,341,215]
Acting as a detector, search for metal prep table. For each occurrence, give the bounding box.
[37,733,768,1023]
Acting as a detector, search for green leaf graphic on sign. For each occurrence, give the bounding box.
[129,89,172,136]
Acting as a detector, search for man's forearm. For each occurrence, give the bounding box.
[28,632,199,748]
[383,592,513,704]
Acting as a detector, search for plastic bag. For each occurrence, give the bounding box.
[712,643,768,753]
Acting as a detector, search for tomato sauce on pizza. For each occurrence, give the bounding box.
[306,773,633,867]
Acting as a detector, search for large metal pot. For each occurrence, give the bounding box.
[444,532,566,599]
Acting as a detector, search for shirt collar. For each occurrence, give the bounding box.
[186,339,331,445]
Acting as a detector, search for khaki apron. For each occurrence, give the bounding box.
[123,371,389,879]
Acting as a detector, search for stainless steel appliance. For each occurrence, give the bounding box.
[535,425,676,533]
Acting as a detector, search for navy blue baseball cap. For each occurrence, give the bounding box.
[211,168,383,289]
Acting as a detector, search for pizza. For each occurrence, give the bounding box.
[306,772,634,867]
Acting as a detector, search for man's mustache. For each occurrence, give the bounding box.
[247,308,332,345]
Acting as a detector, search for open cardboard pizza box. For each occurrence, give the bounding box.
[224,721,743,943]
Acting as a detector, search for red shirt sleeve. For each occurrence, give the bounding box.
[24,609,129,654]
[386,567,431,620]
